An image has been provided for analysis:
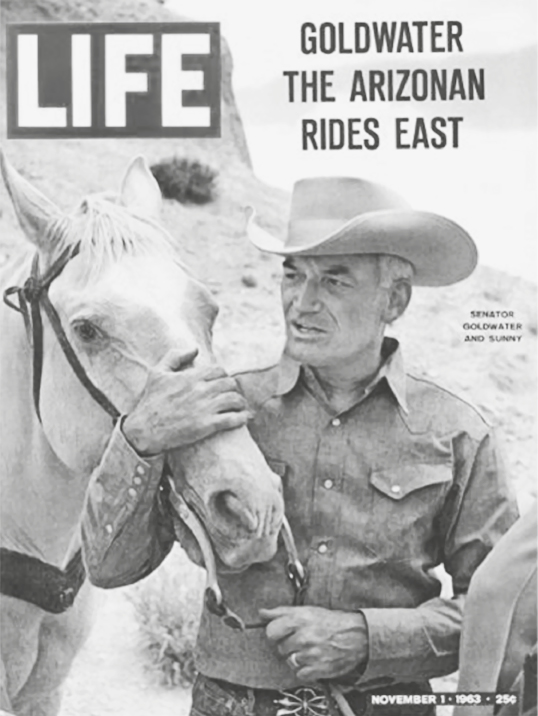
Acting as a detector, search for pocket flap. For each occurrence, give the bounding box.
[370,464,452,500]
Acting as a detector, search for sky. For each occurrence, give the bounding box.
[171,0,536,89]
[170,0,537,280]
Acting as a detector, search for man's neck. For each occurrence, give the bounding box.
[308,348,384,414]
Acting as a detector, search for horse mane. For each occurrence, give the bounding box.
[44,193,186,282]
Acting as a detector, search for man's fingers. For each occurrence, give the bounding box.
[263,616,299,643]
[203,375,239,395]
[212,392,248,413]
[276,633,305,658]
[158,347,199,372]
[259,607,296,620]
[295,666,318,683]
[212,411,250,433]
[198,365,228,381]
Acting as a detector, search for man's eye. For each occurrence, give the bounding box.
[72,320,103,343]
[323,276,344,288]
[284,271,299,281]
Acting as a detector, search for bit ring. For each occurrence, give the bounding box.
[288,652,300,670]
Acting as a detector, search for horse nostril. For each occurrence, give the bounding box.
[211,490,258,533]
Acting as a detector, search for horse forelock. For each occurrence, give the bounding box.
[44,194,187,284]
[42,192,218,339]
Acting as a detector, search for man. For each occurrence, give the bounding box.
[81,177,518,716]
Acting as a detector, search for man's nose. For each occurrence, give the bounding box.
[295,280,322,312]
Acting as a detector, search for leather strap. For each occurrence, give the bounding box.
[0,547,86,614]
[40,291,120,420]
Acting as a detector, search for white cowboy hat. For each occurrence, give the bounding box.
[247,177,478,286]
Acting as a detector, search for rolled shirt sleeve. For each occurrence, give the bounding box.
[81,420,174,589]
[357,430,519,685]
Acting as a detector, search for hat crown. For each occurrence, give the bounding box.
[247,175,477,287]
[290,177,410,223]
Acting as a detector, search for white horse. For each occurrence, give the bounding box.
[0,153,283,716]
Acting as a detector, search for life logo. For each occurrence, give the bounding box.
[6,23,221,138]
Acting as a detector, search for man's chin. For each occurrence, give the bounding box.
[284,338,327,366]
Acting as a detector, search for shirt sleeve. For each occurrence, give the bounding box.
[80,420,175,589]
[356,430,519,685]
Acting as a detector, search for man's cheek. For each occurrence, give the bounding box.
[281,290,293,315]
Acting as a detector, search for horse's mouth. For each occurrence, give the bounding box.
[212,529,281,572]
[172,483,282,571]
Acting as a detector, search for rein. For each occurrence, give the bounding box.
[166,477,307,630]
[2,249,308,628]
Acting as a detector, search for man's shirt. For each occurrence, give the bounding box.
[81,338,518,690]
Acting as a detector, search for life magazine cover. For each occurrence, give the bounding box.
[0,1,536,716]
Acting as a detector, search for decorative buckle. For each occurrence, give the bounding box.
[275,687,330,716]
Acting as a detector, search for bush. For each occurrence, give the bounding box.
[128,547,205,687]
[150,156,218,204]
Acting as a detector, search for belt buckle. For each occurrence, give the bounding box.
[274,687,330,716]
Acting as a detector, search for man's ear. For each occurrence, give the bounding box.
[120,156,162,220]
[383,280,412,324]
[0,148,62,253]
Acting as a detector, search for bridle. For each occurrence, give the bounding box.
[2,248,307,626]
[4,245,120,422]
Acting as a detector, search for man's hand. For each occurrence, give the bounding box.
[259,606,368,683]
[123,348,249,456]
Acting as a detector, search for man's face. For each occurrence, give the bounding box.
[281,254,389,370]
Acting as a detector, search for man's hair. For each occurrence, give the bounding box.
[377,255,415,288]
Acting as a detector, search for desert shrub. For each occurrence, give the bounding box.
[128,546,205,687]
[150,156,218,204]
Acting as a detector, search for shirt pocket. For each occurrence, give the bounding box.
[370,464,453,501]
[358,463,454,562]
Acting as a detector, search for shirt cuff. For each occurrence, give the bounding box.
[82,420,165,564]
[356,608,431,685]
[116,415,164,466]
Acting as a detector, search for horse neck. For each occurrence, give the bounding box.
[0,253,86,567]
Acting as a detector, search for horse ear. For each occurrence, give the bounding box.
[120,156,162,219]
[0,148,62,251]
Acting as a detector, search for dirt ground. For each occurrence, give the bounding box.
[59,589,192,716]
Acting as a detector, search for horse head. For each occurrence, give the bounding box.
[0,152,283,571]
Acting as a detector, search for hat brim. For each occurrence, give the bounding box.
[248,209,478,287]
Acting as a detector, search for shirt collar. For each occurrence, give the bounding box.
[273,337,408,414]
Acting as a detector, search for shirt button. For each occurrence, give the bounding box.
[128,488,137,498]
[318,542,328,554]
[391,485,402,495]
[133,476,143,486]
[135,465,146,476]
[323,479,334,490]
[105,524,113,534]
[331,418,341,427]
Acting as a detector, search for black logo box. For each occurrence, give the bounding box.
[6,22,221,138]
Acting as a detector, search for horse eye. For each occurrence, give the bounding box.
[72,320,102,343]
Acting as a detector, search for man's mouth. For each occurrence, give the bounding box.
[290,320,327,336]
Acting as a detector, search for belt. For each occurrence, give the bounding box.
[191,674,436,716]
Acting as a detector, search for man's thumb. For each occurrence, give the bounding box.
[158,347,199,372]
